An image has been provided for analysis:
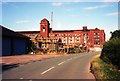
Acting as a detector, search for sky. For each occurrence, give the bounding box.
[1,0,120,41]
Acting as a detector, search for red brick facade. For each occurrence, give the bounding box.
[18,18,105,51]
[40,18,50,38]
[39,18,105,50]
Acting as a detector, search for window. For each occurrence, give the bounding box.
[94,42,97,44]
[43,29,45,32]
[70,39,72,41]
[94,41,100,45]
[69,34,72,37]
[77,39,79,41]
[43,27,45,32]
[55,34,57,36]
[98,42,100,45]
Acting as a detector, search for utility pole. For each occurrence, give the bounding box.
[50,12,53,28]
[50,12,54,51]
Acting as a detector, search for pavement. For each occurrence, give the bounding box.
[1,54,64,65]
[2,52,98,80]
[1,54,66,72]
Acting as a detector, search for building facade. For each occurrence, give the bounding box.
[18,18,105,51]
[2,25,31,56]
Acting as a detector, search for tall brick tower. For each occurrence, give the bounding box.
[40,18,50,38]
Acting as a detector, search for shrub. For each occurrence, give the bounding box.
[74,47,82,53]
[100,37,120,67]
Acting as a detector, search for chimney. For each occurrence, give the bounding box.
[83,26,87,30]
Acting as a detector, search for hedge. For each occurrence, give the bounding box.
[100,37,120,67]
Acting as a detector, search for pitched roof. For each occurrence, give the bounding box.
[17,31,39,33]
[1,25,30,39]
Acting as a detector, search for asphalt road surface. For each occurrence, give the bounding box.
[2,52,99,79]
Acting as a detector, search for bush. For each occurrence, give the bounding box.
[73,47,82,53]
[100,37,120,67]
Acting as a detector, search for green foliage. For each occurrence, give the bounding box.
[31,42,37,50]
[74,48,82,53]
[26,39,33,53]
[67,46,82,54]
[101,30,120,68]
[73,46,82,53]
[110,30,120,39]
[100,37,120,67]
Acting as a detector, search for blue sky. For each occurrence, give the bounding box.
[1,1,120,40]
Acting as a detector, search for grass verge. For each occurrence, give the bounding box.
[91,54,120,80]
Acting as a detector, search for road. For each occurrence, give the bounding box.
[2,52,98,79]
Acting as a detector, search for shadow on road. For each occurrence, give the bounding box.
[2,64,19,72]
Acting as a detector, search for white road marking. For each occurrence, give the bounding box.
[67,58,73,61]
[20,78,24,79]
[41,66,55,75]
[58,61,66,65]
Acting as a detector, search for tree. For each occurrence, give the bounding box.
[100,29,120,67]
[110,30,120,39]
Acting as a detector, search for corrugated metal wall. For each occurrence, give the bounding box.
[2,37,12,56]
[13,39,26,55]
[2,37,27,56]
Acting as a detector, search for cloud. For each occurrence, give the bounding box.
[106,12,120,16]
[51,2,63,6]
[16,20,31,24]
[102,0,119,2]
[83,5,108,10]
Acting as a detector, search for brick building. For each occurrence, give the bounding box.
[18,18,105,51]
